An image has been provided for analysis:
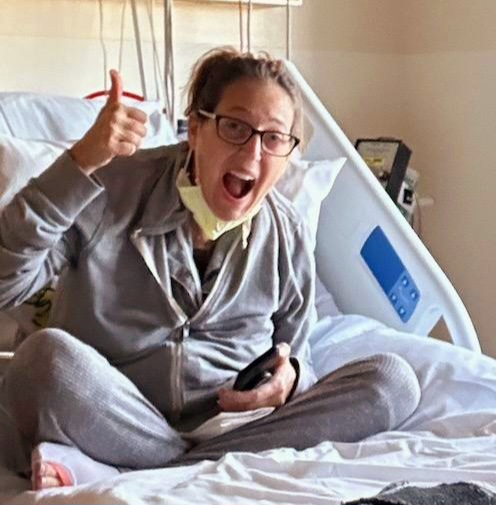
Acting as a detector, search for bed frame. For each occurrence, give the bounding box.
[285,62,480,353]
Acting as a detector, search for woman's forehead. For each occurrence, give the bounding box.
[216,78,295,128]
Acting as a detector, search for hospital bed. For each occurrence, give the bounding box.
[0,64,495,504]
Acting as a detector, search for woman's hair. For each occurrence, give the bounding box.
[184,47,303,139]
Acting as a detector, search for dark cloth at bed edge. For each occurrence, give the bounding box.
[344,482,496,505]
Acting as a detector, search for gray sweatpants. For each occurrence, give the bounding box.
[1,328,420,472]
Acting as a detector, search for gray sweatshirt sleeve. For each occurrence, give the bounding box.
[0,151,104,309]
[272,220,318,399]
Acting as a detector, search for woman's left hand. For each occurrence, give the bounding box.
[217,343,297,412]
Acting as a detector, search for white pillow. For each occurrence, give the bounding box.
[0,92,176,147]
[0,91,179,207]
[276,152,346,319]
[276,153,346,251]
[0,135,66,209]
[315,275,342,318]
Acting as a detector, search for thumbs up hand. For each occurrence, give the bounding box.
[70,70,148,175]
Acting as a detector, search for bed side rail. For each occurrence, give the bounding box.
[285,61,480,352]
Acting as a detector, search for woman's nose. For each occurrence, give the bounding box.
[240,133,263,161]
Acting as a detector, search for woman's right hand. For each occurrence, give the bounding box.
[70,70,148,175]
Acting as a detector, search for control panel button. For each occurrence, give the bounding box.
[361,226,421,324]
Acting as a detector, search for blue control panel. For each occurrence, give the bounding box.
[360,226,420,323]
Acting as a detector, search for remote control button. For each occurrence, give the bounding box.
[398,307,406,317]
[402,277,409,287]
[410,290,418,300]
[390,293,398,304]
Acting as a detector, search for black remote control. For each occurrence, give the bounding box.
[233,346,279,392]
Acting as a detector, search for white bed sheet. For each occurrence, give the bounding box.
[1,317,495,505]
[1,421,495,504]
[310,316,496,433]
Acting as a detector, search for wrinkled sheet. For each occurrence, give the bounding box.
[2,426,495,505]
[1,316,495,505]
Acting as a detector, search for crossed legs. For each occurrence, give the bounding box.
[0,328,420,488]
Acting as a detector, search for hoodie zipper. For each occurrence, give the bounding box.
[130,226,242,422]
[130,228,188,420]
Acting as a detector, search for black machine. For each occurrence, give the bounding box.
[355,138,412,204]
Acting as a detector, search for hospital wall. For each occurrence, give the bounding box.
[293,0,496,357]
[0,0,494,356]
[0,0,290,108]
[400,1,496,357]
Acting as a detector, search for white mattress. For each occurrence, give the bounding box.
[1,317,495,504]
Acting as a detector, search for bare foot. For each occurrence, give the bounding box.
[31,458,73,490]
[31,444,74,490]
[30,442,120,489]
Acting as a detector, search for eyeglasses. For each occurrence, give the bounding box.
[198,109,300,157]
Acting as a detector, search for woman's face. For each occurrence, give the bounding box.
[188,77,295,221]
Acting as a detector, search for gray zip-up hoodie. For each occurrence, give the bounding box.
[0,142,317,431]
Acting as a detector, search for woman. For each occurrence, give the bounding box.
[0,48,420,490]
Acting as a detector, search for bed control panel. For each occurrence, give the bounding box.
[360,226,420,323]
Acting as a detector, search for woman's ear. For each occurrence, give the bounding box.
[187,114,199,150]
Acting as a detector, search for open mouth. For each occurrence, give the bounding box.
[223,172,256,199]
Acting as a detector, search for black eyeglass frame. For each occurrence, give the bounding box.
[197,109,300,157]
